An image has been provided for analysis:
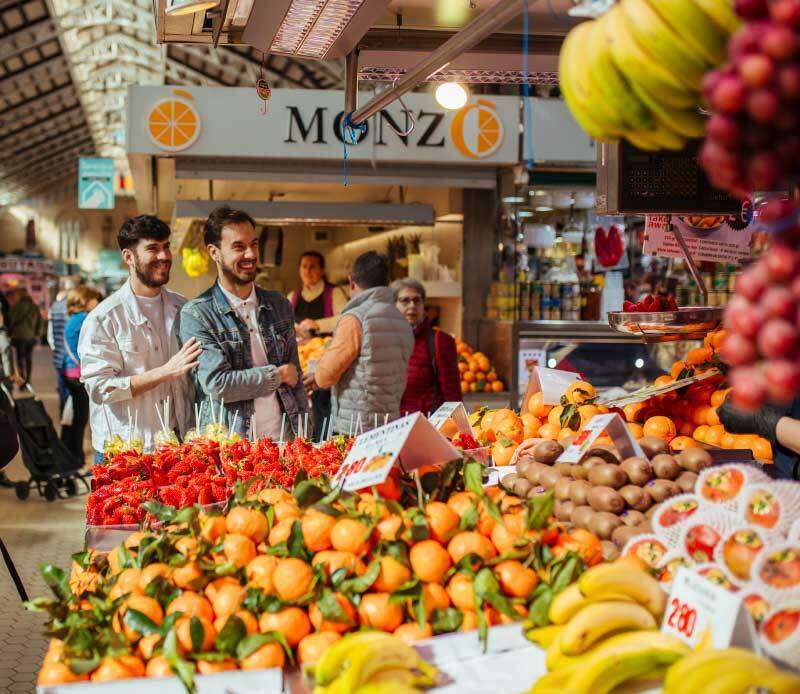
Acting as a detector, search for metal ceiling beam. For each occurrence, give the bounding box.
[0,17,59,63]
[0,81,77,120]
[0,133,94,179]
[0,52,67,85]
[0,102,82,141]
[0,111,87,158]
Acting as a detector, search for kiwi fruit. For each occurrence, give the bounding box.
[620,457,654,486]
[675,448,713,473]
[619,509,647,527]
[619,485,652,511]
[588,512,623,540]
[569,464,588,480]
[581,456,608,472]
[600,540,621,561]
[638,436,669,459]
[675,470,699,494]
[554,477,573,501]
[570,505,595,530]
[587,486,625,514]
[560,434,577,449]
[533,440,564,465]
[554,462,578,478]
[587,464,628,489]
[501,473,518,492]
[651,454,682,480]
[638,518,653,533]
[568,479,591,506]
[527,485,548,499]
[524,462,548,485]
[612,524,643,548]
[644,478,681,503]
[513,478,533,498]
[538,468,563,490]
[554,499,576,522]
[516,457,534,476]
[585,445,620,465]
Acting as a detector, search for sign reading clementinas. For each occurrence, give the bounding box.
[127,87,519,165]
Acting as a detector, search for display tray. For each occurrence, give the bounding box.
[607,306,723,341]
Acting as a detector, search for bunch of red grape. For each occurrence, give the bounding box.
[699,0,800,197]
[722,198,800,410]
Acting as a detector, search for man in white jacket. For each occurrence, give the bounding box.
[79,216,201,459]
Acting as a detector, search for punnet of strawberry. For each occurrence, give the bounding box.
[451,431,480,450]
[622,294,679,313]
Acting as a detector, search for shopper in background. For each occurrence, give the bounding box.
[314,251,413,434]
[61,286,102,462]
[289,251,347,439]
[48,277,83,417]
[719,397,800,480]
[9,288,43,386]
[79,216,200,458]
[180,206,308,439]
[392,278,461,415]
[0,311,17,487]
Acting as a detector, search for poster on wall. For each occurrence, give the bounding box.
[643,214,753,264]
[78,158,115,210]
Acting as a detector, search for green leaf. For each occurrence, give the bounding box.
[677,367,694,381]
[338,559,380,595]
[65,628,93,654]
[527,585,553,627]
[463,460,484,497]
[160,612,183,637]
[329,568,348,589]
[142,501,177,522]
[310,503,342,518]
[236,632,290,661]
[408,512,430,543]
[189,616,204,652]
[69,655,100,675]
[287,520,312,561]
[459,504,479,531]
[71,551,91,570]
[315,589,354,625]
[124,607,160,636]
[189,652,230,662]
[213,561,240,577]
[40,564,71,602]
[137,535,167,568]
[172,506,199,526]
[146,575,181,609]
[293,480,326,507]
[387,578,422,604]
[214,615,246,655]
[525,491,554,530]
[381,542,409,566]
[551,554,584,594]
[163,629,196,693]
[431,607,463,634]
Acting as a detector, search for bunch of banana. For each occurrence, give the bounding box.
[559,0,741,151]
[663,647,800,694]
[310,631,439,694]
[527,562,681,694]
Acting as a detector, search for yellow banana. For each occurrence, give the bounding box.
[694,0,743,34]
[558,22,624,141]
[526,624,564,648]
[336,636,437,692]
[529,663,581,692]
[558,601,657,656]
[352,684,421,694]
[628,81,706,139]
[701,664,781,694]
[565,630,690,694]
[584,18,653,131]
[314,631,391,685]
[662,647,772,694]
[629,123,686,151]
[648,0,728,66]
[602,6,697,109]
[755,671,800,694]
[577,562,667,618]
[549,583,635,624]
[619,0,710,90]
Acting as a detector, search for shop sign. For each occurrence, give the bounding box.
[0,257,55,275]
[662,567,759,652]
[522,98,597,164]
[643,214,753,264]
[128,87,520,165]
[333,413,460,492]
[557,413,644,464]
[78,158,115,210]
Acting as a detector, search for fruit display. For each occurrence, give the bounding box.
[501,437,713,552]
[469,407,529,467]
[298,336,330,374]
[719,202,800,411]
[559,0,739,150]
[699,0,800,195]
[622,294,680,313]
[29,459,602,689]
[456,339,505,394]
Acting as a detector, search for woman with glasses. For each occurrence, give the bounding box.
[392,278,461,415]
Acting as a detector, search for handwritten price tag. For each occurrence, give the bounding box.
[661,568,759,652]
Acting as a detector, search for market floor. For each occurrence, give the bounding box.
[0,346,89,693]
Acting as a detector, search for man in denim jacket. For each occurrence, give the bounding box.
[179,207,308,439]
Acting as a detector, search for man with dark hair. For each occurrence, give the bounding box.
[179,206,308,439]
[314,250,413,434]
[79,215,200,458]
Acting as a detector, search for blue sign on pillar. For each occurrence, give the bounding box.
[78,158,115,209]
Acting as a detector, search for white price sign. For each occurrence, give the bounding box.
[661,568,759,652]
[532,367,581,406]
[429,402,473,436]
[557,413,644,464]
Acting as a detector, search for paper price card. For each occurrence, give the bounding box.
[429,402,473,436]
[333,413,460,492]
[643,214,753,264]
[532,366,581,406]
[557,413,645,464]
[661,567,759,652]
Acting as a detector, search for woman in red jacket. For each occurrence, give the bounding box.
[392,278,462,414]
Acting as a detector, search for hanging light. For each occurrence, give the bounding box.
[166,0,220,16]
[434,82,469,110]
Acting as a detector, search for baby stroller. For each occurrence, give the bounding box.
[1,383,90,501]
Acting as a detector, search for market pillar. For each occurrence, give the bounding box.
[461,187,497,347]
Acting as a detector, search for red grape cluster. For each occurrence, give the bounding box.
[722,198,800,410]
[699,0,800,197]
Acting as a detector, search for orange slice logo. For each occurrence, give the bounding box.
[450,99,504,159]
[146,91,201,152]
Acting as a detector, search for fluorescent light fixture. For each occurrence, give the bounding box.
[166,0,219,16]
[434,82,469,110]
[516,211,534,218]
[502,196,525,204]
[272,0,367,59]
[535,206,554,212]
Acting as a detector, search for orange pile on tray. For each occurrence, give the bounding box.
[456,339,505,394]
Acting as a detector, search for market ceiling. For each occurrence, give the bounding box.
[0,0,341,207]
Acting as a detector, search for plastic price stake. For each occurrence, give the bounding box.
[661,567,760,652]
[557,413,645,464]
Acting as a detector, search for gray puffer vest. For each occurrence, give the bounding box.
[332,286,414,435]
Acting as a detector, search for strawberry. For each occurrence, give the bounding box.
[623,300,636,312]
